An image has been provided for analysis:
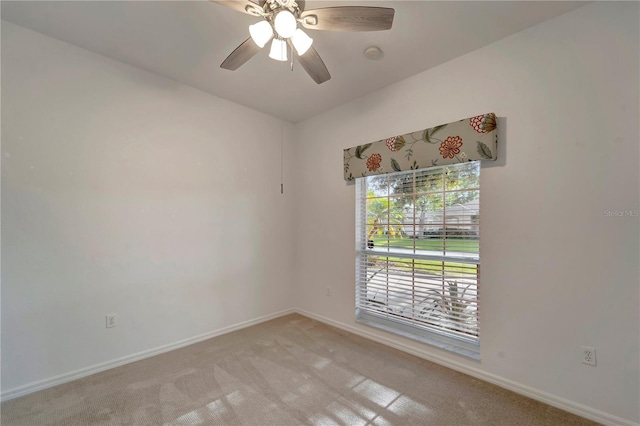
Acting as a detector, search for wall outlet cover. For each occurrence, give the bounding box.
[106,314,118,328]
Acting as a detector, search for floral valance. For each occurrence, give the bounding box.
[343,113,497,181]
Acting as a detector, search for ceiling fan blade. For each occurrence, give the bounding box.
[210,0,264,16]
[220,38,261,71]
[300,6,394,32]
[290,42,331,84]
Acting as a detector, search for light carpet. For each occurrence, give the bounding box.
[1,314,596,425]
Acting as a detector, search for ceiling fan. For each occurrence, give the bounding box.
[212,0,395,84]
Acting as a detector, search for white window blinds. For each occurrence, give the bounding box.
[356,162,480,354]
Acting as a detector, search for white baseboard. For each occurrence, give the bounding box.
[293,308,638,426]
[0,308,295,402]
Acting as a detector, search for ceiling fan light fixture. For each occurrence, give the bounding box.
[249,20,274,48]
[269,38,288,61]
[216,0,395,84]
[274,10,297,38]
[291,28,313,55]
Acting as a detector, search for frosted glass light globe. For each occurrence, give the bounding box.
[291,29,313,55]
[249,21,273,48]
[274,10,297,39]
[269,38,288,61]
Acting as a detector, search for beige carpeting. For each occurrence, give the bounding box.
[1,314,596,425]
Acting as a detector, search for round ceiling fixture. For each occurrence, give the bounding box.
[363,46,384,60]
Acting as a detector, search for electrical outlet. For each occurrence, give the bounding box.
[581,346,596,366]
[106,314,118,328]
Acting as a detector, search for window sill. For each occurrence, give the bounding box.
[356,311,480,361]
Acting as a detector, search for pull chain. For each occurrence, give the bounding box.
[290,43,294,71]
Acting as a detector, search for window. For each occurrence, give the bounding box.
[355,162,480,358]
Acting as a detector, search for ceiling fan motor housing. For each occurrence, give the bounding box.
[264,0,302,17]
[274,0,296,9]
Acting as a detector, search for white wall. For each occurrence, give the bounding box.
[1,21,295,394]
[293,2,639,424]
[2,2,639,424]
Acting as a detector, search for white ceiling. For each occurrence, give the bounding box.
[1,1,587,122]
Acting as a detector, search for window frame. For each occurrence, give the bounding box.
[355,163,481,359]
